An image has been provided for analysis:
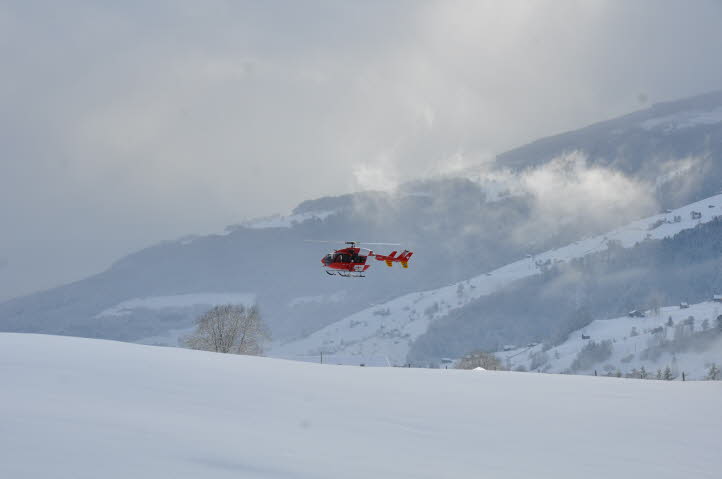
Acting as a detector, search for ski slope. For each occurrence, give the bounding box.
[2,333,721,479]
[273,193,722,365]
[501,301,722,378]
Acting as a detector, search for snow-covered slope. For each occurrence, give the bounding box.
[641,105,722,132]
[2,333,721,479]
[273,193,722,365]
[96,293,256,318]
[500,301,722,379]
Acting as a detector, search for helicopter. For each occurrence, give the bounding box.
[308,241,414,277]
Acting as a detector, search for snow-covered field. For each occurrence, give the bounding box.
[96,293,256,318]
[2,333,721,479]
[501,301,722,379]
[273,193,722,366]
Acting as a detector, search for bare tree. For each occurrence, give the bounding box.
[183,304,269,355]
[456,351,504,370]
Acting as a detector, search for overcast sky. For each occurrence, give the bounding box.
[2,0,722,300]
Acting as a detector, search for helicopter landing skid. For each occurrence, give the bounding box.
[326,270,365,278]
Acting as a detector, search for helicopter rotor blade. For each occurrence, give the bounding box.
[305,239,402,246]
[357,242,401,246]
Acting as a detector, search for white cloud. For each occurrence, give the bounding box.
[512,151,658,244]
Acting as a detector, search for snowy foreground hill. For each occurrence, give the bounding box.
[2,333,722,479]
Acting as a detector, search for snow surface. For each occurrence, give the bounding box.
[641,106,722,132]
[288,290,348,308]
[2,333,721,479]
[96,293,256,318]
[501,301,722,379]
[273,193,722,366]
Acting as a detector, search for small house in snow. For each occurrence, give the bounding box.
[628,310,646,318]
[680,302,689,309]
[691,211,702,220]
[714,295,722,303]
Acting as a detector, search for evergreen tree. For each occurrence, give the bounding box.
[663,365,675,380]
[639,366,649,379]
[707,363,720,380]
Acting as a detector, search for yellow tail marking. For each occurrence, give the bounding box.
[386,260,393,267]
[401,261,408,268]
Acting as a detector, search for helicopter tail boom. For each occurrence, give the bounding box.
[376,249,413,267]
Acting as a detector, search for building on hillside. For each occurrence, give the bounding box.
[628,310,646,318]
[680,302,690,309]
[713,294,722,303]
[691,211,702,220]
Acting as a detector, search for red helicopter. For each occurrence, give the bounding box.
[309,241,414,277]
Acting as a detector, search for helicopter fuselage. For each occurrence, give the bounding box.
[321,247,371,275]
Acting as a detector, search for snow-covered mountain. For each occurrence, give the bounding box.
[2,89,722,357]
[498,300,722,380]
[2,333,721,479]
[273,193,722,366]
